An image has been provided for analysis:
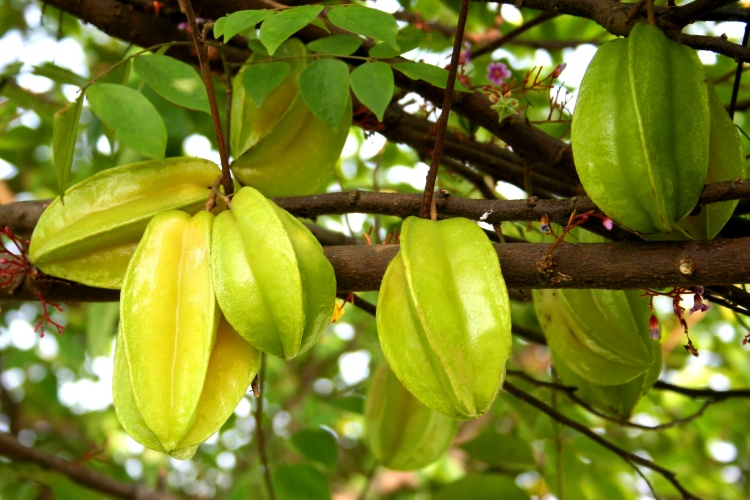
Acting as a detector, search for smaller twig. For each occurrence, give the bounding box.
[653,381,750,400]
[729,23,750,119]
[253,354,276,500]
[337,293,377,317]
[419,0,471,219]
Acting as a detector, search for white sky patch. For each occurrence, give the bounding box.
[715,322,736,342]
[714,22,747,43]
[342,132,360,158]
[500,4,524,25]
[216,451,237,470]
[366,0,400,14]
[8,318,37,351]
[338,350,370,386]
[36,334,59,360]
[697,50,717,65]
[358,133,387,160]
[0,159,19,180]
[560,44,599,110]
[707,439,738,463]
[96,135,113,155]
[344,212,367,233]
[233,396,252,418]
[495,180,526,200]
[385,163,429,190]
[708,373,731,391]
[182,134,212,157]
[333,322,355,341]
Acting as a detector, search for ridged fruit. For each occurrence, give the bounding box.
[675,82,746,239]
[29,157,219,289]
[114,209,260,459]
[230,38,351,196]
[376,216,512,420]
[533,286,657,386]
[571,23,710,234]
[365,364,458,470]
[212,186,336,360]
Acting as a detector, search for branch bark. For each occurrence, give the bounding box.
[0,432,178,500]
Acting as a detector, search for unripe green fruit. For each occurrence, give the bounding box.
[212,186,336,360]
[365,364,458,470]
[29,157,219,289]
[571,23,710,234]
[376,216,512,420]
[230,38,351,196]
[114,210,259,459]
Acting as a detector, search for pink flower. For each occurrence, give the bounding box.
[487,62,511,86]
[649,315,660,340]
[551,62,567,79]
[602,217,613,230]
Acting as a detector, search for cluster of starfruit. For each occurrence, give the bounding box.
[572,22,746,237]
[532,231,661,419]
[29,158,336,458]
[365,216,513,469]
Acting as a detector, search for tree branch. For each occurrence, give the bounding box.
[0,432,178,500]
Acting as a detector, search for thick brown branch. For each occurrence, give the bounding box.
[0,432,178,500]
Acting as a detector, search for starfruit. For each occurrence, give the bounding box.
[376,216,512,420]
[571,23,710,234]
[29,157,219,289]
[230,38,351,197]
[674,82,746,240]
[365,364,458,470]
[114,209,260,459]
[533,284,658,386]
[212,186,336,360]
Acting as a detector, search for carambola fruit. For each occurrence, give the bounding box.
[212,186,336,360]
[571,23,710,234]
[230,38,351,197]
[29,157,219,289]
[114,209,260,459]
[376,216,512,420]
[365,364,458,470]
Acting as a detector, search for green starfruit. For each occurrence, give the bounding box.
[571,23,710,234]
[29,157,219,289]
[365,364,458,470]
[212,186,336,360]
[376,216,512,420]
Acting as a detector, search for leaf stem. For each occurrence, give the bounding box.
[418,0,471,219]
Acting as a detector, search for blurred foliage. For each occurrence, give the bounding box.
[0,0,749,498]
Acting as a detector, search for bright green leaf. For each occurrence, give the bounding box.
[368,25,425,58]
[222,10,273,42]
[307,34,363,56]
[272,463,331,500]
[52,94,83,199]
[350,62,393,122]
[86,83,167,159]
[133,54,210,113]
[392,61,471,92]
[85,302,119,358]
[240,62,290,108]
[260,5,324,55]
[434,474,529,500]
[299,58,350,132]
[291,429,338,467]
[327,5,398,49]
[213,17,226,38]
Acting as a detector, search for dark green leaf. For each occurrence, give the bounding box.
[350,62,393,122]
[327,5,398,49]
[460,432,536,470]
[434,474,529,500]
[272,463,331,500]
[240,62,290,108]
[52,94,83,199]
[222,10,273,42]
[32,63,87,87]
[307,34,363,56]
[392,61,471,92]
[324,395,364,414]
[368,43,400,59]
[291,428,339,467]
[133,54,210,113]
[368,25,425,58]
[260,5,324,55]
[86,83,167,159]
[299,58,350,132]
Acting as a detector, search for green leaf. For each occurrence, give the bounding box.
[369,43,400,59]
[86,83,167,159]
[222,10,273,42]
[435,474,529,500]
[306,34,363,56]
[85,302,119,358]
[291,428,339,467]
[52,94,83,199]
[272,464,331,500]
[369,25,425,58]
[392,61,471,92]
[133,54,210,113]
[240,62,290,108]
[260,5,324,55]
[32,63,87,87]
[460,432,536,470]
[213,16,226,38]
[324,395,364,414]
[350,62,393,122]
[299,58,350,132]
[327,5,398,49]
